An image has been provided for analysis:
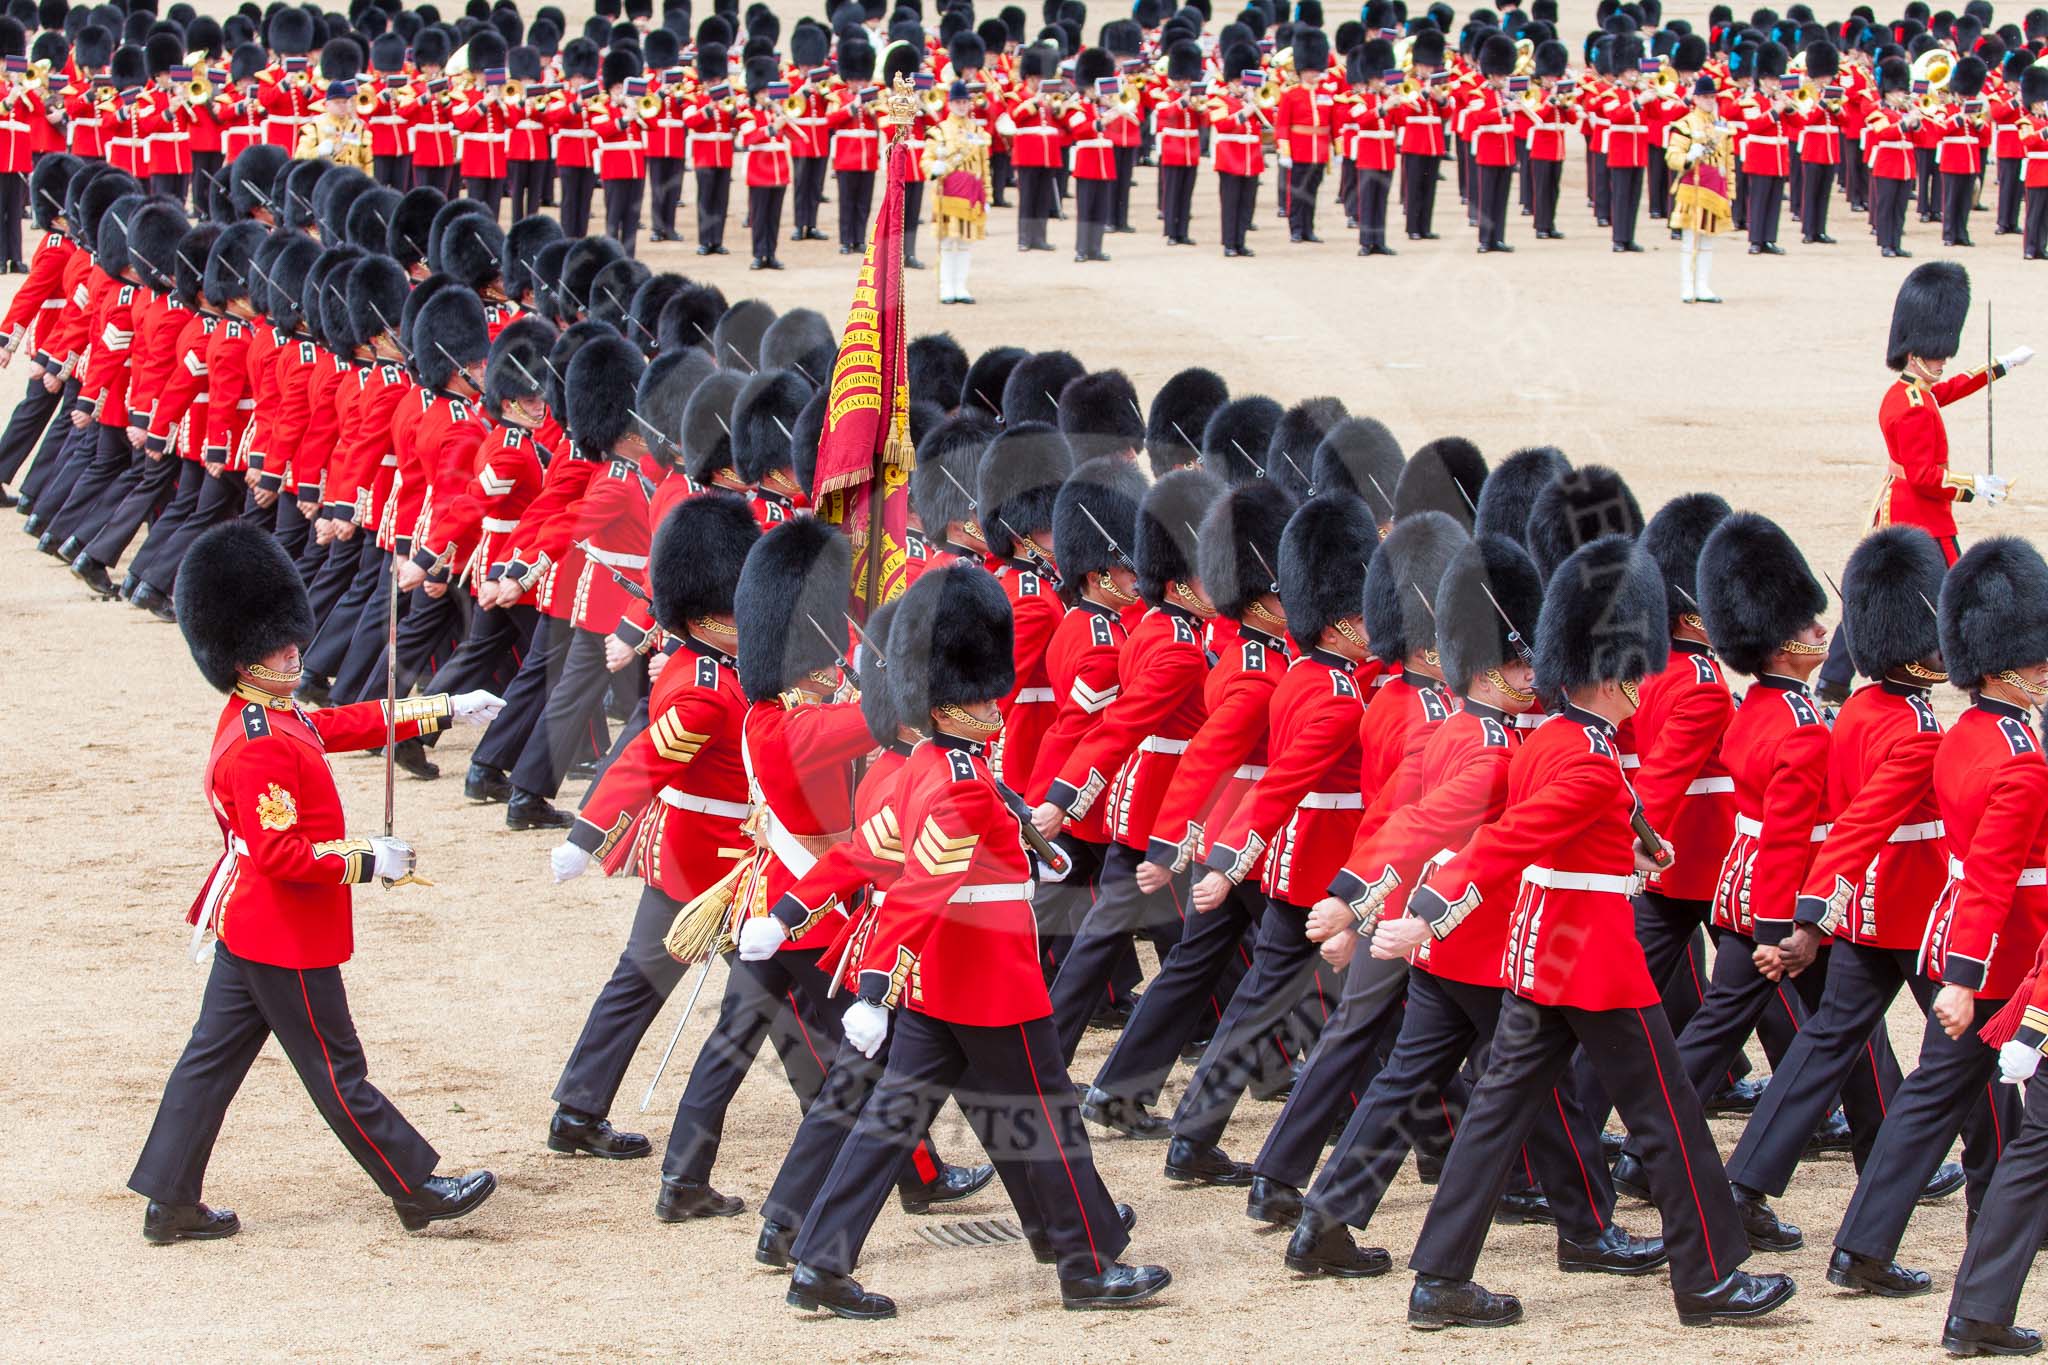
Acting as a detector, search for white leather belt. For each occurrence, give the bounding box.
[1160,127,1201,137]
[461,132,508,143]
[1684,776,1734,795]
[1949,855,2048,886]
[585,547,647,569]
[1746,135,1788,145]
[1137,736,1188,754]
[1300,791,1362,809]
[1012,687,1054,703]
[229,836,250,855]
[1940,136,1979,147]
[950,881,1034,903]
[657,788,750,818]
[1889,820,1944,843]
[1233,764,1267,780]
[1212,132,1260,143]
[1074,137,1112,150]
[689,131,732,140]
[482,516,518,532]
[1618,753,1641,769]
[1733,814,1830,841]
[1523,866,1638,894]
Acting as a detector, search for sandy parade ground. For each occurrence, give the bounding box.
[7,1,2048,1356]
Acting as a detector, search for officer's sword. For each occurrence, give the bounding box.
[1987,300,1995,476]
[381,533,431,888]
[639,954,719,1111]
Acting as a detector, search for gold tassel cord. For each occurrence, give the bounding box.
[663,862,747,964]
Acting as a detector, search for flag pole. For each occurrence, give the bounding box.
[869,74,918,620]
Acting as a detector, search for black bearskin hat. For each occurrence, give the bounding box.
[175,521,316,691]
[1535,536,1667,694]
[857,598,904,744]
[712,297,777,371]
[1056,369,1144,464]
[203,218,265,305]
[343,185,398,253]
[1843,525,1946,680]
[278,158,329,232]
[1310,417,1404,525]
[424,194,488,268]
[681,368,748,482]
[888,562,1016,721]
[267,4,313,53]
[559,233,625,316]
[837,33,875,78]
[602,45,642,87]
[1803,37,1838,78]
[1363,509,1468,664]
[1948,53,1987,98]
[320,35,363,82]
[344,253,409,352]
[1534,36,1569,74]
[174,223,220,310]
[1278,491,1375,651]
[144,30,181,77]
[1393,435,1486,526]
[587,256,651,334]
[1293,25,1331,69]
[1886,260,1968,370]
[1166,37,1203,79]
[312,166,374,248]
[1939,536,2048,688]
[1198,480,1297,621]
[396,268,454,359]
[566,330,646,453]
[1698,511,1827,676]
[978,422,1073,546]
[1001,349,1085,427]
[1641,492,1731,628]
[1477,28,1515,73]
[735,516,855,702]
[760,307,836,385]
[634,346,715,466]
[1526,464,1644,582]
[304,246,364,349]
[1054,455,1146,590]
[387,184,444,267]
[912,411,998,532]
[228,142,286,219]
[263,231,319,329]
[960,344,1027,418]
[791,388,827,498]
[76,167,134,256]
[652,491,759,632]
[1438,533,1543,694]
[1136,467,1222,606]
[659,281,728,354]
[1266,396,1346,500]
[483,314,558,421]
[627,273,687,354]
[909,332,969,413]
[127,197,188,291]
[1201,394,1283,485]
[1473,445,1569,548]
[503,213,564,301]
[2024,64,2048,109]
[694,41,727,84]
[793,22,831,67]
[732,367,811,483]
[948,29,986,73]
[28,153,79,233]
[437,209,502,290]
[529,239,573,321]
[410,284,490,389]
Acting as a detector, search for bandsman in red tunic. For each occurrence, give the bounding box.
[785,564,1171,1319]
[128,522,501,1243]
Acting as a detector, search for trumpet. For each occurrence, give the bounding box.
[637,90,663,116]
[782,90,807,114]
[353,85,377,114]
[188,70,214,102]
[920,85,947,116]
[502,78,524,103]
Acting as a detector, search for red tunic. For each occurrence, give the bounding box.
[1630,641,1736,902]
[1025,600,1128,847]
[729,694,874,950]
[190,685,448,969]
[1710,677,1831,945]
[1921,699,2048,1000]
[990,560,1063,791]
[1874,367,1999,546]
[1143,625,1284,872]
[1797,683,1948,949]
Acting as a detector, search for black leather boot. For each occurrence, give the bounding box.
[506,789,572,830]
[1284,1212,1390,1277]
[1674,1269,1797,1325]
[787,1264,895,1319]
[1245,1175,1303,1225]
[1827,1247,1932,1297]
[1408,1275,1523,1328]
[1942,1316,2044,1356]
[392,1171,497,1231]
[756,1220,796,1268]
[1081,1086,1172,1139]
[1732,1186,1803,1251]
[1556,1224,1668,1275]
[547,1107,651,1159]
[655,1175,744,1222]
[1059,1262,1172,1310]
[898,1160,995,1213]
[464,761,512,803]
[392,736,440,781]
[1163,1137,1252,1186]
[142,1200,240,1244]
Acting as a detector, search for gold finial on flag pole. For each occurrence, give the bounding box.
[885,73,918,142]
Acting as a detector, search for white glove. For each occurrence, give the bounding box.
[1686,142,1708,164]
[842,999,890,1058]
[370,836,416,881]
[450,690,505,725]
[2000,1039,2041,1085]
[1998,345,2035,372]
[737,916,788,961]
[550,841,593,883]
[1978,473,2011,506]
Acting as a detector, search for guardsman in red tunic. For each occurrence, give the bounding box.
[976,423,1070,794]
[996,44,1065,252]
[667,516,868,1218]
[137,37,196,203]
[257,10,319,149]
[1466,33,1518,251]
[1817,261,2032,702]
[785,26,834,241]
[127,522,501,1243]
[1392,29,1454,241]
[639,29,688,243]
[1082,480,1296,1134]
[1934,56,1992,247]
[1153,41,1205,246]
[785,565,1171,1319]
[1340,41,1401,254]
[1864,56,1919,255]
[1209,42,1267,256]
[682,45,738,256]
[748,595,994,1265]
[1034,470,1220,1056]
[2021,64,2048,260]
[544,43,602,236]
[1401,536,1792,1329]
[1596,34,1651,251]
[545,495,760,1163]
[1276,28,1334,243]
[1023,456,1144,981]
[737,57,794,270]
[1287,534,1655,1281]
[1830,537,2046,1300]
[1727,526,1987,1252]
[0,153,82,495]
[593,49,650,256]
[1792,41,1845,243]
[1737,51,1795,254]
[1219,511,1464,1200]
[452,60,514,218]
[824,37,883,253]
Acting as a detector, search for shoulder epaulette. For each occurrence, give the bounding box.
[1419,687,1452,723]
[1332,670,1358,699]
[298,341,317,363]
[380,363,405,385]
[608,457,634,479]
[1783,691,1822,727]
[240,702,271,741]
[1170,614,1197,645]
[1241,639,1269,672]
[1999,714,2038,756]
[1908,692,1940,734]
[946,748,978,783]
[1019,571,1041,597]
[696,655,720,689]
[1480,715,1510,748]
[1691,653,1720,685]
[1088,612,1115,647]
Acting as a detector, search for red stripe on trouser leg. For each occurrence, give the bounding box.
[911,1139,939,1183]
[1016,1022,1102,1275]
[1866,1042,1887,1117]
[1987,1084,2005,1155]
[785,989,826,1074]
[296,969,412,1196]
[1632,1007,1717,1282]
[1550,1087,1606,1229]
